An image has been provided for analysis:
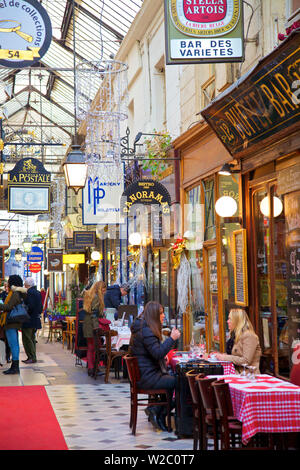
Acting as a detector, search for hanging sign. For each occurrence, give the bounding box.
[164,0,244,65]
[0,230,10,247]
[29,262,41,273]
[82,164,125,225]
[201,30,300,159]
[7,157,51,214]
[73,231,96,248]
[47,248,63,272]
[27,246,43,262]
[63,253,85,265]
[121,179,171,216]
[0,0,52,68]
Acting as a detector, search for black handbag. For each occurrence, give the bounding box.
[6,303,30,324]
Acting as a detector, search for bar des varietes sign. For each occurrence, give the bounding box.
[164,0,244,65]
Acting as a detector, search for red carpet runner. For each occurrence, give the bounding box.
[0,385,68,450]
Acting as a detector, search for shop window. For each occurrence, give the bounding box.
[185,184,205,342]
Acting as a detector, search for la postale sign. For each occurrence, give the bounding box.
[165,0,244,64]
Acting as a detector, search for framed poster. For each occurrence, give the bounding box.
[232,228,248,306]
[8,186,50,213]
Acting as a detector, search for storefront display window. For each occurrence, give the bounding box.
[185,185,205,343]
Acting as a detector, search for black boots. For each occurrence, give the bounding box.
[3,360,20,375]
[144,405,169,432]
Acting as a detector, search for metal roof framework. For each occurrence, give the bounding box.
[0,0,143,168]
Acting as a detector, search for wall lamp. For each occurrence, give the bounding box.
[218,162,240,176]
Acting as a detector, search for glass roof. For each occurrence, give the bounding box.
[0,0,143,169]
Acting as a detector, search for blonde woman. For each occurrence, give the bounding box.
[215,309,261,373]
[82,281,106,375]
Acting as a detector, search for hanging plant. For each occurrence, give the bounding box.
[141,130,172,178]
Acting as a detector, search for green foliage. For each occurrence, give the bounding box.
[141,130,172,178]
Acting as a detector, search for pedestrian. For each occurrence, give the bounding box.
[82,281,106,376]
[0,282,11,363]
[0,275,26,375]
[21,277,42,364]
[104,283,131,319]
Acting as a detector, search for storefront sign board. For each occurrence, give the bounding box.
[47,248,63,272]
[201,31,300,159]
[164,0,244,65]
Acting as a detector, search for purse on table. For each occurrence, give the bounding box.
[6,303,31,324]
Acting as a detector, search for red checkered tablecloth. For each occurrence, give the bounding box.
[213,374,300,444]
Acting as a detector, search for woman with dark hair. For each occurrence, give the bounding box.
[129,301,181,431]
[0,275,26,374]
[82,281,106,376]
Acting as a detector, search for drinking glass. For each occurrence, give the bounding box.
[240,363,248,377]
[248,366,256,381]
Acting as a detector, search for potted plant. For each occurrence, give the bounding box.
[141,130,172,178]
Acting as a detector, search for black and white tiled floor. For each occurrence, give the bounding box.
[46,384,192,451]
[0,329,193,451]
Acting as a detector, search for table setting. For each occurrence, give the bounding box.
[208,373,300,444]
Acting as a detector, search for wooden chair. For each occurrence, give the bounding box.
[124,355,172,435]
[62,317,76,350]
[186,371,205,450]
[196,376,223,450]
[46,312,64,343]
[93,328,126,383]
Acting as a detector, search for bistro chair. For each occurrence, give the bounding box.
[196,376,224,450]
[186,370,205,450]
[124,355,172,435]
[93,328,126,383]
[46,311,64,343]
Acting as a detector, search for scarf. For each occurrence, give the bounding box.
[0,290,13,327]
[226,331,236,355]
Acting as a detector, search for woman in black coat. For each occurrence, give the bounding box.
[129,301,180,431]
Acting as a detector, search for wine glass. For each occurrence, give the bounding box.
[240,363,248,377]
[248,366,256,381]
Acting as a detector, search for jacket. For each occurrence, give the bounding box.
[0,290,25,330]
[22,286,42,330]
[221,330,262,373]
[104,285,121,310]
[82,297,104,339]
[129,317,175,389]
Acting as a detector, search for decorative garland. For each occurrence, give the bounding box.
[169,237,187,270]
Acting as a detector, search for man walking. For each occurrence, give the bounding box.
[22,277,42,364]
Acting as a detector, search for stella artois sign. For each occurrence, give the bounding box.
[164,0,244,65]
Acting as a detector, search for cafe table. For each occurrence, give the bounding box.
[110,326,131,351]
[209,374,300,444]
[169,353,236,375]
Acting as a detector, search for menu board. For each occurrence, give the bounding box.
[233,229,248,306]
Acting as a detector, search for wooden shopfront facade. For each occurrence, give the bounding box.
[202,30,300,378]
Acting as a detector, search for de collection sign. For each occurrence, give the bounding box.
[164,0,244,65]
[0,0,52,68]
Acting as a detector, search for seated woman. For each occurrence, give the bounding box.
[129,301,180,431]
[82,281,106,376]
[215,308,261,374]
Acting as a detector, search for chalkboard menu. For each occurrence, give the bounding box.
[0,248,3,280]
[233,229,248,306]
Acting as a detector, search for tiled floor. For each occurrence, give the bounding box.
[0,327,193,451]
